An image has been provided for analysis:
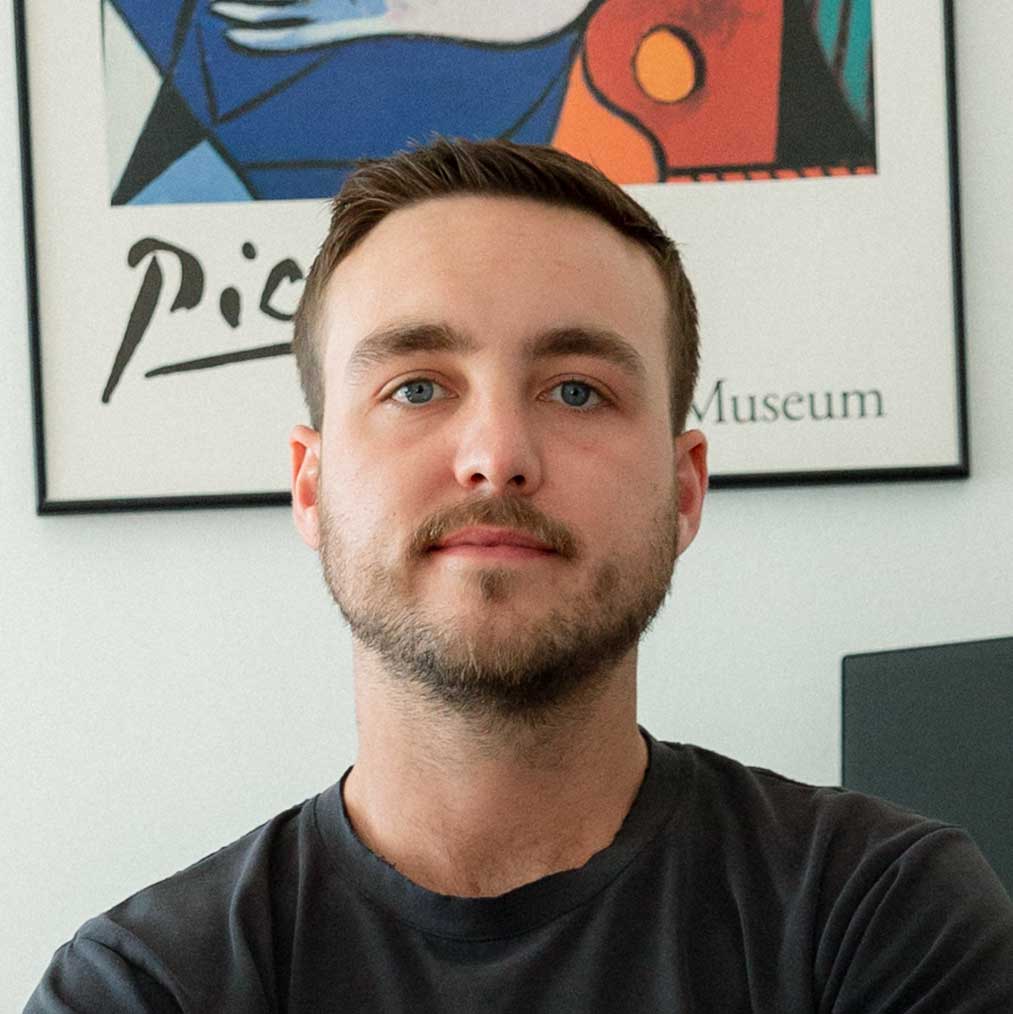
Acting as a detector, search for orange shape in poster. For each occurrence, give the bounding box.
[634,28,698,103]
[552,52,660,183]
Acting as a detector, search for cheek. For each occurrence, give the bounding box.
[550,437,670,540]
[324,445,444,546]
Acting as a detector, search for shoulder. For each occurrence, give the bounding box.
[28,788,335,1012]
[106,790,322,934]
[658,738,1002,900]
[659,739,952,863]
[651,738,1010,934]
[655,740,1013,1008]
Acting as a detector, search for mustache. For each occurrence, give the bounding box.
[409,496,579,560]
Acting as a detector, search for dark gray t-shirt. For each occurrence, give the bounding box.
[26,731,1013,1012]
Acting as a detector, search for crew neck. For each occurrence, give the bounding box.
[312,728,688,941]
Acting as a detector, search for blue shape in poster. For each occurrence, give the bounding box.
[107,0,583,204]
[813,0,873,125]
[132,141,252,205]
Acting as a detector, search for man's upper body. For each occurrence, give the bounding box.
[27,139,1013,1010]
[27,731,1013,1012]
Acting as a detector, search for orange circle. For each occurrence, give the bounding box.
[634,27,698,104]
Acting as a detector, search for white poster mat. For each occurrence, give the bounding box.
[20,0,963,507]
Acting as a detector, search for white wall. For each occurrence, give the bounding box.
[4,4,1011,1007]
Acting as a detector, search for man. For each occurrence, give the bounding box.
[28,139,1013,1011]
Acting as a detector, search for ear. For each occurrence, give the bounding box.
[290,424,322,550]
[674,429,708,557]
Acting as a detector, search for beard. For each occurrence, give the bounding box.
[318,487,679,725]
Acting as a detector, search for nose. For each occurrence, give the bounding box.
[451,394,544,496]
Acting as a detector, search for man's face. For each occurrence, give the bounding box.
[293,195,706,720]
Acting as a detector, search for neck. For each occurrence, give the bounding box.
[342,645,648,897]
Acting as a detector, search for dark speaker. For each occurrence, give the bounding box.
[842,636,1013,892]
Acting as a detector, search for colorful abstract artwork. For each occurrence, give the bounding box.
[104,0,876,205]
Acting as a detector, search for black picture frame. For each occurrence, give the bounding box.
[16,1,967,513]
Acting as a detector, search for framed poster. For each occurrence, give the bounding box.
[16,0,966,513]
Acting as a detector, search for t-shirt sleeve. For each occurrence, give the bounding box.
[24,917,186,1014]
[820,826,1013,1013]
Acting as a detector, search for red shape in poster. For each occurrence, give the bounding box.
[582,0,784,173]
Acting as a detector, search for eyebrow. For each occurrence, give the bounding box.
[345,321,649,387]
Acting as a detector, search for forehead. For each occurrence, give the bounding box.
[320,195,670,373]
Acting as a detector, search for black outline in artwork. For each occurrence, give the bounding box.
[196,18,221,124]
[662,161,875,178]
[866,39,876,142]
[171,0,201,75]
[214,48,335,126]
[242,157,362,170]
[831,0,854,81]
[626,24,706,105]
[500,35,583,142]
[15,0,969,514]
[579,43,667,182]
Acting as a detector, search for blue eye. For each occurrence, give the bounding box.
[550,380,605,411]
[391,378,448,405]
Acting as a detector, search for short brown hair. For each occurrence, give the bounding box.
[293,137,699,433]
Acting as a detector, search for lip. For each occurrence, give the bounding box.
[433,526,555,553]
[432,544,555,561]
